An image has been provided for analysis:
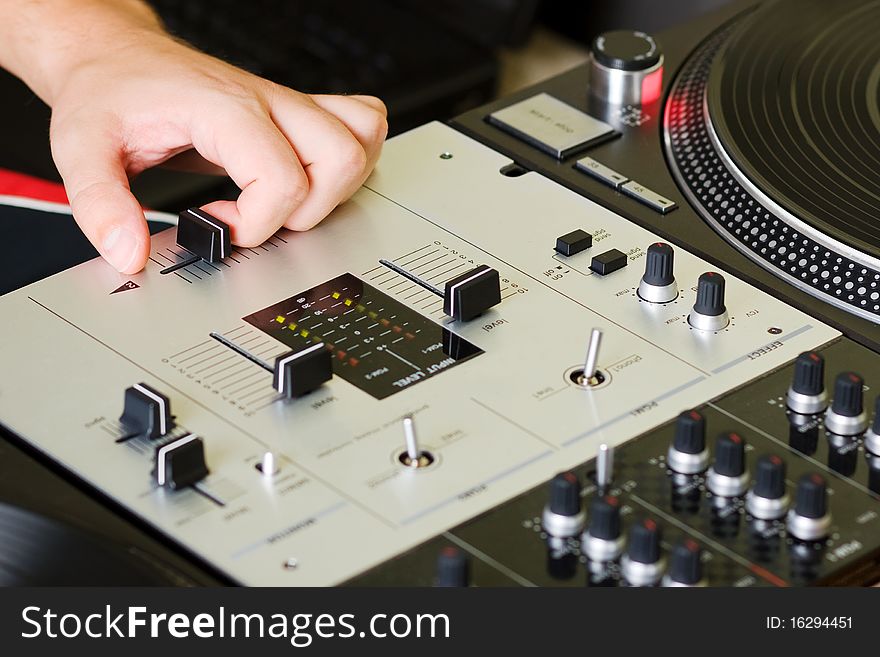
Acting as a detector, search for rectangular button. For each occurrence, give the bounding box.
[555,229,593,256]
[620,180,678,214]
[487,93,616,159]
[590,249,628,276]
[574,157,629,189]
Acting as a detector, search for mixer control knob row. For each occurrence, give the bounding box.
[745,454,790,520]
[542,471,586,538]
[637,242,678,303]
[786,473,832,541]
[688,272,729,331]
[786,351,828,414]
[119,383,174,440]
[621,517,665,586]
[825,372,868,436]
[581,495,624,562]
[663,539,707,587]
[706,432,749,497]
[864,396,880,457]
[667,409,708,474]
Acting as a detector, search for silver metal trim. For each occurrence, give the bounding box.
[621,554,666,587]
[786,387,828,415]
[745,490,790,520]
[590,55,664,107]
[541,507,586,539]
[865,429,880,456]
[688,309,730,332]
[787,510,832,542]
[824,409,868,436]
[582,533,624,562]
[666,446,708,475]
[637,279,678,304]
[662,575,708,587]
[706,468,749,497]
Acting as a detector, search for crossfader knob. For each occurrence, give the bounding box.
[638,243,678,303]
[825,372,868,436]
[153,434,208,490]
[688,272,729,331]
[119,383,174,440]
[786,351,828,414]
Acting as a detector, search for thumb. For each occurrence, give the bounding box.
[52,123,150,274]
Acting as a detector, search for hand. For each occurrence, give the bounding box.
[47,29,387,274]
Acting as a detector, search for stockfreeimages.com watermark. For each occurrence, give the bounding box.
[21,605,450,647]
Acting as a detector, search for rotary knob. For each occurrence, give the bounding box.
[786,351,828,414]
[706,432,748,497]
[590,30,664,106]
[621,517,665,586]
[637,243,678,303]
[581,495,624,562]
[825,372,868,436]
[667,409,709,474]
[745,454,790,520]
[435,546,470,587]
[864,396,880,456]
[787,473,832,541]
[663,538,707,587]
[688,272,729,331]
[542,471,585,538]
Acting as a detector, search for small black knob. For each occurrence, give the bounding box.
[177,208,231,262]
[548,471,581,516]
[592,30,661,72]
[626,517,662,564]
[273,343,333,398]
[153,434,208,489]
[435,546,469,587]
[753,454,786,499]
[673,409,706,454]
[588,495,622,540]
[712,432,745,477]
[120,383,174,440]
[693,272,726,316]
[668,538,703,585]
[794,473,828,519]
[642,243,675,286]
[443,265,502,322]
[791,352,825,396]
[831,372,864,417]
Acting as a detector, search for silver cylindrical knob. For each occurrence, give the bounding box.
[590,30,664,106]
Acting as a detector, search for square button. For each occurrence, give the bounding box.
[590,249,628,275]
[555,229,593,256]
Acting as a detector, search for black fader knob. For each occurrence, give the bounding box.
[667,409,708,474]
[119,383,174,440]
[153,434,208,490]
[786,351,828,414]
[272,343,333,398]
[864,396,880,456]
[638,243,678,303]
[787,473,832,541]
[707,432,748,497]
[435,546,470,587]
[825,372,868,436]
[443,264,502,322]
[582,495,624,562]
[542,471,585,538]
[663,538,706,587]
[177,208,231,263]
[688,272,729,331]
[746,454,790,520]
[621,517,665,586]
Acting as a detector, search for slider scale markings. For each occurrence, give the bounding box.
[27,296,398,530]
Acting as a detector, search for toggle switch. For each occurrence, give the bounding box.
[210,332,332,399]
[119,382,174,441]
[786,351,828,414]
[378,259,501,322]
[596,443,614,490]
[688,272,729,331]
[161,208,232,274]
[398,415,434,468]
[638,242,678,303]
[824,371,868,436]
[574,327,605,386]
[153,433,209,489]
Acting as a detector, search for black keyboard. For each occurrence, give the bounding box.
[149,0,500,134]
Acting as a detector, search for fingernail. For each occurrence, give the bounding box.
[103,227,140,273]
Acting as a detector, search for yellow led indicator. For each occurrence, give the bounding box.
[332,292,341,299]
[300,330,310,338]
[368,311,378,319]
[288,323,297,331]
[275,316,285,323]
[344,298,353,306]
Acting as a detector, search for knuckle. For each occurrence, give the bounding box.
[338,139,368,172]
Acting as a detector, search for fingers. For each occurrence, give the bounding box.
[270,91,387,231]
[188,104,310,246]
[51,115,151,274]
